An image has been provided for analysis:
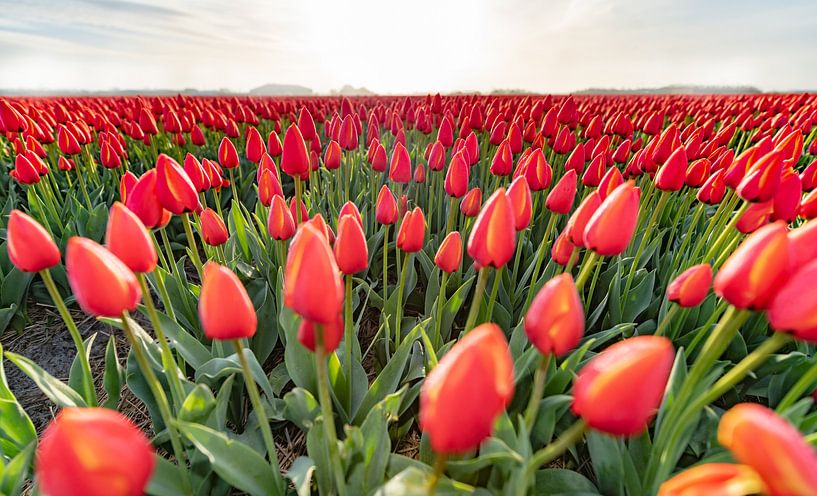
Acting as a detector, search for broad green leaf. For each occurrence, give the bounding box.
[4,351,86,407]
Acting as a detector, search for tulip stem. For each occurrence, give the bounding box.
[394,252,410,344]
[778,355,817,412]
[232,340,285,493]
[294,176,303,225]
[344,274,354,411]
[138,274,186,410]
[654,304,679,338]
[524,354,552,430]
[445,197,459,234]
[40,269,96,406]
[315,327,348,496]
[181,213,204,279]
[434,271,449,348]
[518,419,588,496]
[574,252,599,292]
[485,267,503,320]
[120,312,192,496]
[464,268,490,334]
[702,201,749,263]
[623,191,669,302]
[382,224,391,358]
[524,214,558,311]
[428,454,448,494]
[75,166,93,209]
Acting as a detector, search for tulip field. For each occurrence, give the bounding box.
[2,93,817,496]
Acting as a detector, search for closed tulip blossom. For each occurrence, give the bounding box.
[334,214,368,274]
[467,188,516,268]
[460,187,483,217]
[397,207,425,252]
[66,237,141,317]
[105,202,157,273]
[525,274,584,356]
[546,169,578,214]
[36,408,155,496]
[7,210,61,272]
[767,258,817,341]
[583,181,640,256]
[155,153,201,214]
[435,231,463,273]
[506,176,532,231]
[199,262,256,340]
[218,137,240,169]
[713,221,789,310]
[420,323,514,453]
[200,208,229,247]
[376,185,399,225]
[281,124,310,178]
[297,317,344,353]
[667,264,712,308]
[389,142,412,184]
[444,152,469,198]
[268,195,296,241]
[658,464,767,496]
[284,223,344,324]
[572,336,674,435]
[718,403,817,495]
[654,146,688,191]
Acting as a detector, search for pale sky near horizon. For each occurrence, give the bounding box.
[1,0,816,94]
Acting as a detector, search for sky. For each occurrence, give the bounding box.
[1,0,816,94]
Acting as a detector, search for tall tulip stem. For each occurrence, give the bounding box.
[574,252,599,292]
[394,252,410,344]
[315,327,348,496]
[517,419,588,496]
[181,213,203,279]
[653,304,680,338]
[524,353,552,430]
[433,271,449,348]
[428,454,448,495]
[464,268,490,334]
[40,269,96,406]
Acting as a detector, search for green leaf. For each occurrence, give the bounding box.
[534,469,600,495]
[68,333,96,403]
[179,384,216,423]
[0,440,35,496]
[0,399,36,457]
[150,308,211,370]
[306,417,334,496]
[286,457,316,496]
[178,421,283,496]
[102,335,125,409]
[146,454,187,496]
[283,387,320,430]
[4,351,86,407]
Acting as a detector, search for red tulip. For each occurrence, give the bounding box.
[572,336,674,435]
[767,258,817,342]
[685,158,711,188]
[737,150,783,203]
[490,140,514,176]
[297,108,317,142]
[543,170,577,215]
[324,140,342,170]
[57,124,81,155]
[435,231,463,273]
[155,154,201,215]
[199,262,256,340]
[428,140,446,171]
[66,237,141,317]
[284,223,344,324]
[200,208,229,247]
[583,181,640,256]
[597,167,624,201]
[389,142,412,184]
[245,127,265,163]
[551,231,578,266]
[7,210,60,272]
[719,403,817,496]
[11,154,40,184]
[460,187,483,217]
[191,125,206,146]
[566,191,601,247]
[397,207,425,252]
[654,146,688,192]
[467,188,516,268]
[298,317,344,353]
[525,274,584,356]
[713,222,789,310]
[267,131,283,157]
[267,195,296,241]
[658,464,767,496]
[334,215,368,274]
[376,185,399,225]
[506,176,532,231]
[697,168,727,205]
[420,323,514,454]
[771,171,801,223]
[183,154,209,193]
[280,124,310,178]
[667,264,712,307]
[36,407,154,496]
[106,202,157,273]
[125,169,164,228]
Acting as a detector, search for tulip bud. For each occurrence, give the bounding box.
[572,336,674,435]
[467,188,516,268]
[389,142,412,184]
[156,154,201,214]
[183,154,209,193]
[546,170,578,215]
[36,408,155,496]
[334,215,368,274]
[583,181,641,256]
[714,222,789,310]
[284,223,344,324]
[191,125,206,146]
[298,317,344,353]
[658,464,767,496]
[280,124,310,178]
[7,210,60,272]
[267,195,296,241]
[199,262,256,340]
[696,168,727,205]
[460,187,483,217]
[420,323,514,454]
[737,150,783,203]
[397,207,425,252]
[376,185,399,225]
[434,231,463,273]
[490,140,514,176]
[245,127,265,163]
[506,176,532,231]
[767,258,817,341]
[667,264,712,308]
[200,208,229,247]
[718,403,817,495]
[106,202,157,273]
[551,231,578,266]
[525,274,584,356]
[654,147,688,191]
[444,153,469,198]
[566,191,601,247]
[324,140,342,170]
[66,237,141,317]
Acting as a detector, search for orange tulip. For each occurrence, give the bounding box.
[105,202,157,273]
[506,176,533,231]
[737,150,783,203]
[397,207,425,252]
[267,195,296,241]
[467,188,516,268]
[787,219,817,268]
[713,221,789,310]
[767,258,817,342]
[525,273,584,356]
[376,185,399,225]
[199,262,257,340]
[298,317,344,353]
[7,210,61,273]
[658,464,767,496]
[155,154,201,215]
[285,223,344,324]
[583,181,641,256]
[334,214,368,274]
[551,231,578,266]
[389,142,412,184]
[66,237,141,317]
[435,231,463,273]
[36,407,155,496]
[280,124,310,178]
[719,403,817,496]
[667,264,712,308]
[420,323,514,453]
[572,336,674,435]
[200,208,229,247]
